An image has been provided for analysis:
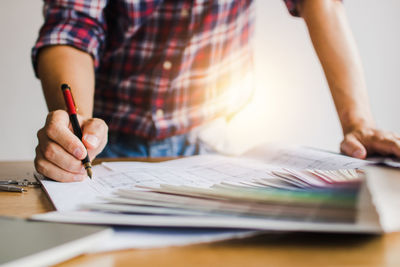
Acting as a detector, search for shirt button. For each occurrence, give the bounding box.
[163,61,172,70]
[181,8,189,18]
[156,109,164,118]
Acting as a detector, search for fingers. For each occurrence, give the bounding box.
[35,110,109,182]
[342,128,400,159]
[35,110,87,182]
[81,118,108,159]
[37,129,86,174]
[341,133,367,159]
[35,146,86,182]
[45,110,87,160]
[367,132,400,158]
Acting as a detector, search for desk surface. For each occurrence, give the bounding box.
[1,160,400,267]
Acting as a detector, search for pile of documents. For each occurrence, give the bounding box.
[33,144,400,238]
[87,167,362,224]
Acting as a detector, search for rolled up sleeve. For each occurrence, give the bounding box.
[31,0,108,76]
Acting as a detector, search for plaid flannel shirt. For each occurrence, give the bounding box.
[32,0,301,140]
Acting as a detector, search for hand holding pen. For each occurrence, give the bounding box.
[34,84,108,182]
[61,84,94,178]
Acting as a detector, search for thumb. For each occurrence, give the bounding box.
[341,133,367,159]
[81,118,108,151]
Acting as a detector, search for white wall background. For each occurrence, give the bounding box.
[0,0,399,160]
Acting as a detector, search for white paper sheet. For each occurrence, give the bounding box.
[242,144,370,169]
[364,166,400,232]
[92,227,258,252]
[31,210,382,234]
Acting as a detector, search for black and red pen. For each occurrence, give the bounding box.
[61,84,93,179]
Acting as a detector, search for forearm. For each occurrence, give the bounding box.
[37,45,95,119]
[298,0,374,134]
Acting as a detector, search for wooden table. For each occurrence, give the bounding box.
[1,160,400,267]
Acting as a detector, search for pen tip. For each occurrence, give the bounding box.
[84,162,93,179]
[87,168,93,179]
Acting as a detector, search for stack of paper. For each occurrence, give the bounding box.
[87,168,362,225]
[32,144,400,236]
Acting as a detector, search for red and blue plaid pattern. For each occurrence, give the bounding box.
[33,0,300,140]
